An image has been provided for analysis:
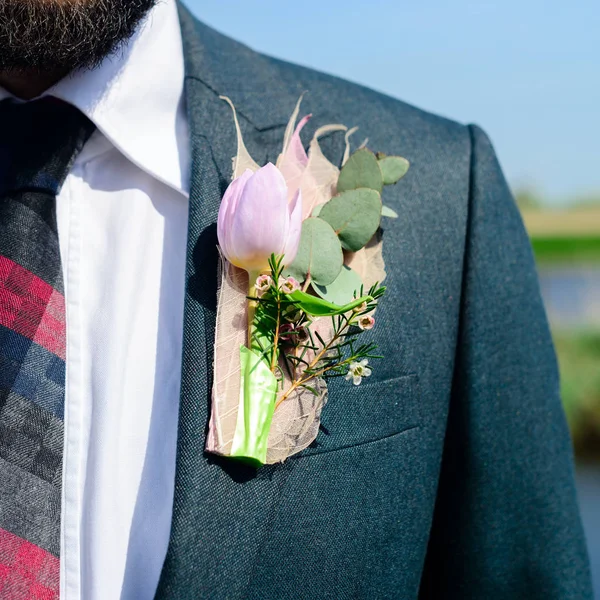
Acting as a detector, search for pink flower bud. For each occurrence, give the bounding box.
[280,277,300,294]
[279,323,296,342]
[255,275,273,297]
[279,323,308,344]
[217,163,302,273]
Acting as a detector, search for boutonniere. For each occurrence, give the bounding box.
[206,96,409,467]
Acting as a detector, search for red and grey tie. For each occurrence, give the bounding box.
[0,98,95,598]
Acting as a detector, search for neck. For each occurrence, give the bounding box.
[0,70,68,100]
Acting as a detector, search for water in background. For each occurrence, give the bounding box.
[540,267,600,328]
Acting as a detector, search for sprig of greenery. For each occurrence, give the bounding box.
[276,282,384,407]
[248,254,386,409]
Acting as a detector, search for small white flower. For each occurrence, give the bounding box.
[280,276,300,294]
[357,315,375,331]
[255,274,273,297]
[345,359,372,386]
[353,301,368,313]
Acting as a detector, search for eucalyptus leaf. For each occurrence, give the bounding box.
[337,148,383,193]
[318,188,382,252]
[311,203,325,217]
[378,155,409,185]
[286,217,343,286]
[381,205,398,218]
[313,265,363,305]
[289,290,371,317]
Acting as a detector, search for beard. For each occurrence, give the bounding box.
[0,0,157,74]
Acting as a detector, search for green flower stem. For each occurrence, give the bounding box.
[247,270,260,350]
[270,299,281,373]
[229,269,279,467]
[230,346,278,467]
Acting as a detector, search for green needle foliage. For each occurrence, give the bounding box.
[250,254,386,403]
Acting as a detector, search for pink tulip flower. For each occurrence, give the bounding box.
[217,164,302,274]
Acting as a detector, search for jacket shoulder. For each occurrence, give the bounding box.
[181,8,474,233]
[262,55,473,197]
[266,54,468,145]
[180,7,470,159]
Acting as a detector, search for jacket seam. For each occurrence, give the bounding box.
[291,424,420,460]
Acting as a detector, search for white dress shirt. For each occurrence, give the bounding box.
[0,1,190,598]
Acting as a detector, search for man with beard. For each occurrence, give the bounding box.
[0,1,592,599]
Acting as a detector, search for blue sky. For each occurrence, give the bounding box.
[186,0,599,206]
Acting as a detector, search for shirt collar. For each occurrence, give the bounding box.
[0,0,189,197]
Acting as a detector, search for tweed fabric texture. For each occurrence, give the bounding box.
[0,528,60,599]
[0,98,95,594]
[155,5,593,599]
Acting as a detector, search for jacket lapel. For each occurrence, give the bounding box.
[156,6,303,598]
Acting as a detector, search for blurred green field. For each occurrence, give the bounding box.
[531,237,600,265]
[522,204,600,264]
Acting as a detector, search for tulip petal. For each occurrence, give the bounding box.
[229,163,290,271]
[217,169,253,262]
[286,114,310,167]
[282,188,302,265]
[278,114,311,203]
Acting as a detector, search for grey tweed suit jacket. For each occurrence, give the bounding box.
[155,5,593,599]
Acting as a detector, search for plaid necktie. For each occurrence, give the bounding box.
[0,98,95,599]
